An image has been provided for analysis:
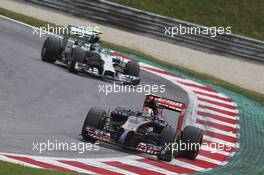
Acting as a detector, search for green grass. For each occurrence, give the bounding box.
[0,161,81,175]
[110,0,264,41]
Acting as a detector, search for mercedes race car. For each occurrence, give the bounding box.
[41,25,140,85]
[81,94,203,161]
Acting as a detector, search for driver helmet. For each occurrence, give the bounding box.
[144,97,160,115]
[144,107,154,116]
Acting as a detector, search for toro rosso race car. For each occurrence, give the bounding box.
[41,25,140,85]
[82,94,203,161]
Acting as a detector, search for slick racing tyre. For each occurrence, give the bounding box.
[157,127,177,162]
[67,47,85,73]
[82,107,107,142]
[125,61,140,77]
[180,126,203,160]
[41,37,61,63]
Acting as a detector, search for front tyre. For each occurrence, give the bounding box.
[157,127,177,162]
[180,126,203,160]
[82,107,107,142]
[125,61,140,77]
[41,37,61,63]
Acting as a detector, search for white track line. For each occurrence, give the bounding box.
[197,109,238,120]
[197,115,238,128]
[198,101,239,113]
[179,85,220,95]
[203,135,238,148]
[0,154,42,169]
[197,155,222,165]
[195,123,237,138]
[196,94,237,106]
[81,160,139,175]
[170,159,205,171]
[200,146,233,156]
[120,159,179,175]
[37,157,91,174]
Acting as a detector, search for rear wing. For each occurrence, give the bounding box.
[143,94,186,112]
[143,94,186,130]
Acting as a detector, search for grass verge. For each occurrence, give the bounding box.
[0,6,264,106]
[0,161,81,175]
[110,0,264,41]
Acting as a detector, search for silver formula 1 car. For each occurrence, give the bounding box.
[41,25,140,85]
[81,94,203,162]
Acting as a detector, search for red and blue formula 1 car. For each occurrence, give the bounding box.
[81,94,203,161]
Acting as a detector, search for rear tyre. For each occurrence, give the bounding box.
[125,61,140,77]
[67,47,85,73]
[157,127,177,162]
[82,107,107,142]
[41,37,61,63]
[180,126,203,160]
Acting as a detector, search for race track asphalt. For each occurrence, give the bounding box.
[0,17,188,158]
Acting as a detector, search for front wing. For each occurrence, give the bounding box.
[76,63,140,85]
[83,126,163,156]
